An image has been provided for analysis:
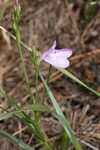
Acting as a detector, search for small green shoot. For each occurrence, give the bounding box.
[61,129,70,150]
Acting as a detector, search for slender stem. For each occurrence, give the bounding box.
[35,64,39,104]
[34,121,55,150]
[35,65,52,121]
[31,48,40,120]
[13,8,34,104]
[41,65,52,104]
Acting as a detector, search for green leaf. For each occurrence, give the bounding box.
[0,130,34,150]
[61,133,69,150]
[55,114,82,150]
[0,87,19,110]
[39,72,83,150]
[58,68,100,97]
[0,104,53,121]
[0,87,36,125]
[60,128,70,150]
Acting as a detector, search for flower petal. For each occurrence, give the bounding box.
[43,52,70,68]
[54,49,72,58]
[40,50,51,61]
[49,40,56,51]
[40,40,72,68]
[40,41,57,61]
[49,49,72,60]
[46,58,70,68]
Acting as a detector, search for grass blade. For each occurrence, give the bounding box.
[0,86,36,125]
[0,130,34,150]
[13,7,34,104]
[60,129,70,150]
[58,68,100,97]
[0,87,20,110]
[39,72,82,150]
[55,114,82,150]
[0,104,53,121]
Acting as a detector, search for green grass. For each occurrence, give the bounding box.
[0,130,34,150]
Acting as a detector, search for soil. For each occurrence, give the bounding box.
[0,0,100,150]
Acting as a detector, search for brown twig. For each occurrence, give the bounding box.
[13,126,28,136]
[71,49,100,61]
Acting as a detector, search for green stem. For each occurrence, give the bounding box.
[34,122,55,150]
[13,7,34,104]
[41,65,52,104]
[35,64,39,104]
[35,65,52,121]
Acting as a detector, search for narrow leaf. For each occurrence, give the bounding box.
[0,130,34,150]
[58,68,100,97]
[60,129,70,150]
[39,72,82,150]
[0,104,53,121]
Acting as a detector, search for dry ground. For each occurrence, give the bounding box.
[0,0,100,149]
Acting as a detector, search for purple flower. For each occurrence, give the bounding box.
[40,41,72,68]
